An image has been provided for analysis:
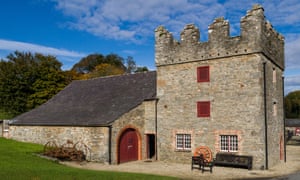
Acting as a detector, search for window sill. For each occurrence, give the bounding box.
[175,149,191,152]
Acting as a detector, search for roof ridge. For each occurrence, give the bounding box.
[74,70,157,82]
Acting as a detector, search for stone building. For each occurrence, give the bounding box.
[0,120,9,138]
[10,72,157,163]
[9,4,284,170]
[155,4,284,170]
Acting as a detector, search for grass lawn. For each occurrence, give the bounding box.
[0,138,177,180]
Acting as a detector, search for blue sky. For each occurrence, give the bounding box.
[0,0,299,94]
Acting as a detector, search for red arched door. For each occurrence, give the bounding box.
[119,128,138,163]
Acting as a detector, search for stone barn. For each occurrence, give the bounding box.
[9,4,285,170]
[10,72,158,163]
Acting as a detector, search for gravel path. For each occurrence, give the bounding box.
[61,145,300,180]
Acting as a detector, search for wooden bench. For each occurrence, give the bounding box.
[191,146,214,173]
[191,155,214,173]
[214,153,253,170]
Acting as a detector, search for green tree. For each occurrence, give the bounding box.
[135,66,149,73]
[285,90,300,118]
[26,54,68,109]
[71,53,125,74]
[70,53,149,80]
[0,51,68,117]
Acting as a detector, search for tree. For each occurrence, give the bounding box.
[0,51,68,117]
[70,53,149,80]
[125,56,137,73]
[88,63,125,79]
[71,53,125,74]
[285,90,300,118]
[26,54,68,109]
[135,66,149,73]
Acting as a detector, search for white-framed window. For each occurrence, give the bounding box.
[220,135,238,152]
[176,134,191,150]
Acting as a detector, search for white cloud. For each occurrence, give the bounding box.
[50,0,300,74]
[122,50,136,55]
[285,75,300,86]
[54,0,98,18]
[285,34,300,70]
[52,0,226,42]
[262,0,300,26]
[52,0,300,42]
[285,75,300,94]
[0,39,86,70]
[0,39,85,58]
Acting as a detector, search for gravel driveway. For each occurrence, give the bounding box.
[61,143,300,180]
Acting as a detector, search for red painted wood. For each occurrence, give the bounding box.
[197,101,210,117]
[197,66,210,82]
[119,129,138,163]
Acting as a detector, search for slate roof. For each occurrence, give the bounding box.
[11,71,156,126]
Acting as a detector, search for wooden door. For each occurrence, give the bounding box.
[119,129,138,163]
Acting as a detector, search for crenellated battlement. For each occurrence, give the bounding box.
[155,4,284,69]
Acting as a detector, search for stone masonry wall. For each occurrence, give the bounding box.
[155,5,284,70]
[155,4,284,170]
[9,126,109,162]
[9,100,157,164]
[0,121,2,137]
[264,57,285,168]
[156,54,266,169]
[110,100,156,164]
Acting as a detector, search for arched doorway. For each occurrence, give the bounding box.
[118,128,139,163]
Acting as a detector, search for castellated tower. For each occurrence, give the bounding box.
[155,4,285,170]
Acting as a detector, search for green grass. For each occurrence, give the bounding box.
[0,138,177,180]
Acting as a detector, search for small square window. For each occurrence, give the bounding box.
[197,101,210,117]
[176,134,191,150]
[197,66,210,82]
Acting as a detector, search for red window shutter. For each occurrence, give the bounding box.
[197,66,209,82]
[197,101,210,117]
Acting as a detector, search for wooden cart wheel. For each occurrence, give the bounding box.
[43,141,58,155]
[74,141,91,161]
[193,146,213,162]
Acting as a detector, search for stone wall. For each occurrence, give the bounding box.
[0,121,2,137]
[9,125,109,162]
[1,120,10,138]
[156,54,267,168]
[264,58,285,168]
[155,5,284,70]
[110,100,156,164]
[9,100,157,164]
[155,4,284,170]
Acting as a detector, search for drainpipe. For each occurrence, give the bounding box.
[155,98,159,161]
[282,76,286,162]
[263,62,268,170]
[108,125,112,164]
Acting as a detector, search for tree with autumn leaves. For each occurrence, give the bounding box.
[71,53,126,79]
[71,53,147,79]
[0,51,148,118]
